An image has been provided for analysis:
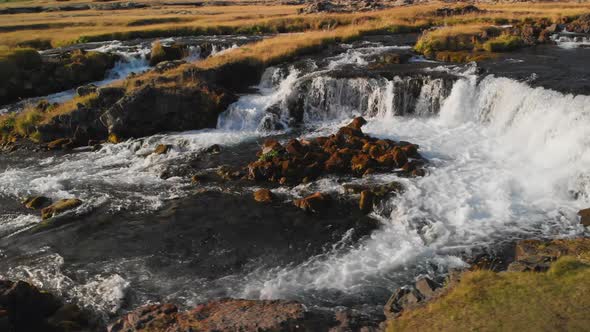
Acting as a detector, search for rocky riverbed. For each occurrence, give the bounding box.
[0,31,589,331]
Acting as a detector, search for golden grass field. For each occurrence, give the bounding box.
[1,1,590,49]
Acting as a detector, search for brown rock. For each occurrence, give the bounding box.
[285,138,305,156]
[40,198,82,220]
[412,168,426,177]
[359,190,374,214]
[153,144,171,155]
[293,192,331,213]
[384,288,422,319]
[338,126,364,138]
[109,299,325,332]
[253,189,274,203]
[47,138,73,150]
[391,146,408,168]
[414,277,439,300]
[347,116,367,130]
[325,152,348,173]
[261,138,283,155]
[351,154,374,175]
[578,208,590,227]
[401,143,420,159]
[22,196,52,210]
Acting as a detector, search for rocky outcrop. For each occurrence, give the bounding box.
[0,49,118,106]
[101,83,235,141]
[246,117,427,185]
[566,14,590,34]
[149,42,187,66]
[384,276,444,319]
[507,237,590,272]
[0,279,91,332]
[22,195,52,209]
[434,5,483,16]
[298,0,384,14]
[109,299,382,332]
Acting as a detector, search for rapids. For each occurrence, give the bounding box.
[0,37,589,322]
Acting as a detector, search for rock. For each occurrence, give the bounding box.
[435,5,483,16]
[205,144,221,154]
[149,42,187,66]
[40,198,82,220]
[76,84,97,97]
[153,60,186,73]
[348,116,367,130]
[384,288,422,319]
[109,299,330,332]
[414,277,439,300]
[507,238,590,272]
[97,86,125,105]
[391,146,408,168]
[0,279,89,331]
[285,138,305,156]
[293,192,331,213]
[153,144,171,155]
[254,189,274,203]
[261,138,283,155]
[578,208,590,227]
[359,190,374,214]
[191,174,203,184]
[46,138,74,150]
[23,196,52,210]
[217,166,242,181]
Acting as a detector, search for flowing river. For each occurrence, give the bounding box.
[0,34,589,323]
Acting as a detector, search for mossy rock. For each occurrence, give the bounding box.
[40,198,83,220]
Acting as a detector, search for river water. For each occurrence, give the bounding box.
[0,34,589,323]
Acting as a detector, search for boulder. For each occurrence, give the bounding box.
[40,198,82,220]
[22,196,52,210]
[0,279,90,332]
[507,238,590,272]
[205,144,221,154]
[149,42,187,66]
[76,84,97,97]
[414,277,439,300]
[347,116,367,130]
[253,189,274,203]
[384,288,422,319]
[293,192,331,213]
[153,144,171,155]
[578,208,590,227]
[359,190,374,214]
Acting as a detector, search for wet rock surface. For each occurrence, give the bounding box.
[0,279,92,332]
[246,117,426,185]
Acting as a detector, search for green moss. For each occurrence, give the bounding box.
[259,150,280,162]
[388,256,590,332]
[482,34,523,52]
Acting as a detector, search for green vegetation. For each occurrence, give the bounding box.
[259,150,280,162]
[388,256,590,332]
[482,34,524,52]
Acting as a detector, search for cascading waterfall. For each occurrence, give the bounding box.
[237,72,590,305]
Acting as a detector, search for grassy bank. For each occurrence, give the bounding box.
[388,255,590,331]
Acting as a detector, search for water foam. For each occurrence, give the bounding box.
[237,73,590,304]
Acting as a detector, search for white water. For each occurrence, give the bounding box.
[1,42,590,314]
[237,73,590,301]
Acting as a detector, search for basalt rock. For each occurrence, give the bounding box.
[101,83,235,141]
[566,14,590,34]
[0,279,90,332]
[384,276,443,319]
[0,49,118,106]
[246,117,427,185]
